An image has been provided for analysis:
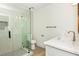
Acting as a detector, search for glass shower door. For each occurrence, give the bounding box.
[21,16,31,51]
[8,14,32,55]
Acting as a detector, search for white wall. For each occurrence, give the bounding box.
[33,3,77,48]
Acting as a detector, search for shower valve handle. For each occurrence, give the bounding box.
[9,30,11,39]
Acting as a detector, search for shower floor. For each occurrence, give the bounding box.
[0,47,45,56]
[1,48,31,56]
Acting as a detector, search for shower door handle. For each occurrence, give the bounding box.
[8,30,11,39]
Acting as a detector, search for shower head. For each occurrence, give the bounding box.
[29,7,34,9]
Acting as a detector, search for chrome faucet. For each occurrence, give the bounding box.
[68,31,76,42]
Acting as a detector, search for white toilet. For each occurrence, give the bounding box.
[31,40,36,50]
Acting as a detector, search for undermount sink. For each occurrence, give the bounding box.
[53,35,79,48]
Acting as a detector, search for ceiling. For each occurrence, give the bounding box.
[0,3,51,12]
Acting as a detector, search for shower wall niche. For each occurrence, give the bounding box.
[0,21,8,30]
[0,15,8,30]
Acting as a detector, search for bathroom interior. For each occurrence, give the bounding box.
[0,3,79,56]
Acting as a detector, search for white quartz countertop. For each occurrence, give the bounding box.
[44,36,79,55]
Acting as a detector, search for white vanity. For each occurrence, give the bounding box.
[44,35,79,56]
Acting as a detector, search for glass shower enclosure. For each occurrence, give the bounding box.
[0,8,32,56]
